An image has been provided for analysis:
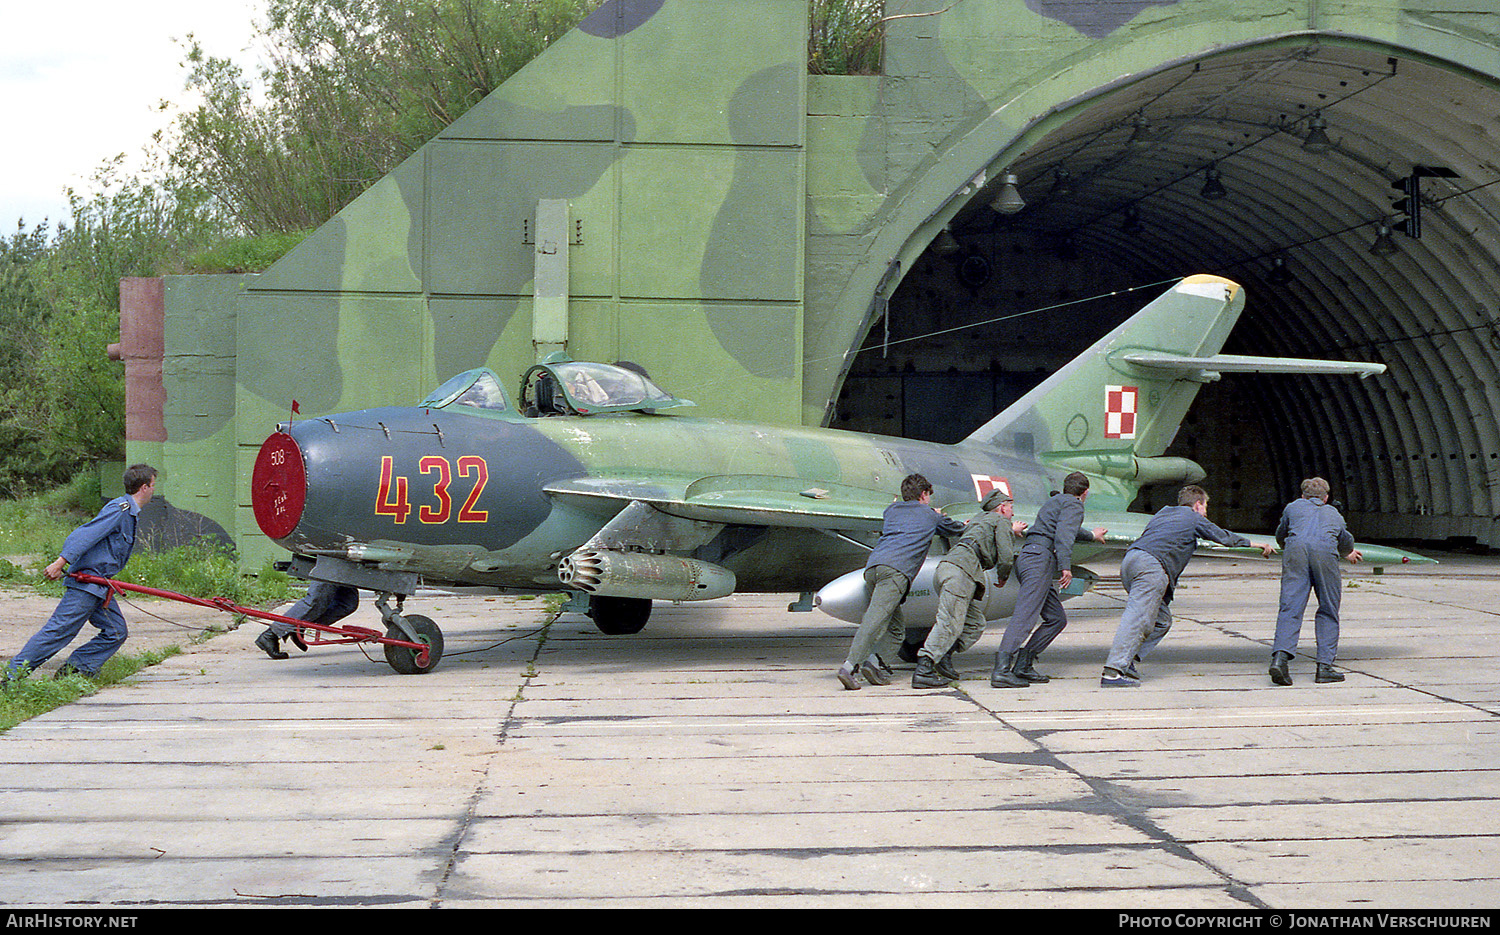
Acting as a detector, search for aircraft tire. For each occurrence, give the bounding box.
[384,614,444,674]
[588,595,651,635]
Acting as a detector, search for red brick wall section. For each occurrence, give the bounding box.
[119,277,167,442]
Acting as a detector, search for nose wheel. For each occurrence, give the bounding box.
[376,594,445,674]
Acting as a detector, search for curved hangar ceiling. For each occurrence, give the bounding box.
[939,39,1500,546]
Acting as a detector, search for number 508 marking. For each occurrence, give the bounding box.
[377,455,489,524]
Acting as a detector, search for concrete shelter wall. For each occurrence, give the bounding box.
[127,0,1500,562]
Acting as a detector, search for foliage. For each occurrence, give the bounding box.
[185,230,312,273]
[0,163,230,496]
[0,646,182,734]
[173,0,604,234]
[809,0,885,75]
[115,539,298,608]
[0,223,52,379]
[55,158,228,309]
[0,472,94,556]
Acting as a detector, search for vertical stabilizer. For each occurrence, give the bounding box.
[965,275,1244,459]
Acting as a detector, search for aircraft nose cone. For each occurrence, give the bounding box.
[251,431,306,541]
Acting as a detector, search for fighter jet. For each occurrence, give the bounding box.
[250,275,1431,671]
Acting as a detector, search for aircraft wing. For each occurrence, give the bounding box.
[544,473,896,532]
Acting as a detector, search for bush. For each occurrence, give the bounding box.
[117,539,298,608]
[184,230,311,273]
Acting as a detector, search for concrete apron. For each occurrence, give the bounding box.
[0,554,1496,908]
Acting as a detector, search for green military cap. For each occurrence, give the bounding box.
[981,489,1012,511]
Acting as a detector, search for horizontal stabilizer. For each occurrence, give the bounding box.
[1121,352,1385,379]
[1087,509,1434,569]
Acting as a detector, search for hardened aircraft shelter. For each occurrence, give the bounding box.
[117,0,1500,565]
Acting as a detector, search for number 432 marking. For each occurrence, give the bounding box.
[376,455,489,524]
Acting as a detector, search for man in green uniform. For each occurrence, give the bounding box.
[913,488,1027,688]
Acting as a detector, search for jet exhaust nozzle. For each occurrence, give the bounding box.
[558,549,736,601]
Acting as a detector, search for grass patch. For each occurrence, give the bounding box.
[0,474,95,559]
[121,541,298,608]
[24,539,299,609]
[183,231,310,274]
[0,645,183,734]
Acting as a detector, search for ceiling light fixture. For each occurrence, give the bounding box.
[1049,166,1072,197]
[990,173,1026,215]
[1128,113,1152,148]
[932,229,961,256]
[1121,205,1144,234]
[1303,113,1334,154]
[1200,164,1227,200]
[1269,256,1293,283]
[1369,221,1400,257]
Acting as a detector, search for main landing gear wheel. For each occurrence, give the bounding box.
[588,595,651,635]
[384,614,444,674]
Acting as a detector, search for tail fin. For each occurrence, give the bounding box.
[966,275,1244,460]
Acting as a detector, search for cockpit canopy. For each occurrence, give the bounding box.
[419,369,513,413]
[521,360,693,416]
[419,361,693,417]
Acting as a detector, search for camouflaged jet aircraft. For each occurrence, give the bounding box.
[250,274,1431,671]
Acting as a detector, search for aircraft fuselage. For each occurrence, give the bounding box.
[253,405,1110,594]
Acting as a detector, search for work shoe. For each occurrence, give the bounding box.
[1315,663,1345,683]
[859,655,892,686]
[1269,650,1294,686]
[934,651,960,681]
[52,663,90,680]
[912,658,951,689]
[990,651,1030,689]
[1012,648,1051,683]
[897,638,922,664]
[836,662,861,690]
[1100,667,1141,688]
[288,629,309,652]
[256,629,290,660]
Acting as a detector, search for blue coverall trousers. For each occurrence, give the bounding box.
[1273,544,1343,665]
[6,587,128,678]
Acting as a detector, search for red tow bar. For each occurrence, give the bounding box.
[68,573,436,672]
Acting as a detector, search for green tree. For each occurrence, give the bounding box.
[173,0,604,234]
[0,222,53,381]
[809,0,885,76]
[0,162,228,495]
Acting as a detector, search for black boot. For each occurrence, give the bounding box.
[256,629,289,660]
[898,631,926,664]
[287,629,309,652]
[1315,663,1345,683]
[912,658,951,689]
[990,651,1029,688]
[934,650,960,681]
[1012,648,1051,683]
[1269,650,1293,686]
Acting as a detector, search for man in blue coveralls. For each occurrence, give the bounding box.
[1270,476,1362,686]
[256,579,359,659]
[5,464,158,680]
[1100,485,1273,687]
[837,473,966,690]
[991,471,1107,688]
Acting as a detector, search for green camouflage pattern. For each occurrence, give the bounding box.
[121,0,1496,567]
[245,276,1429,648]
